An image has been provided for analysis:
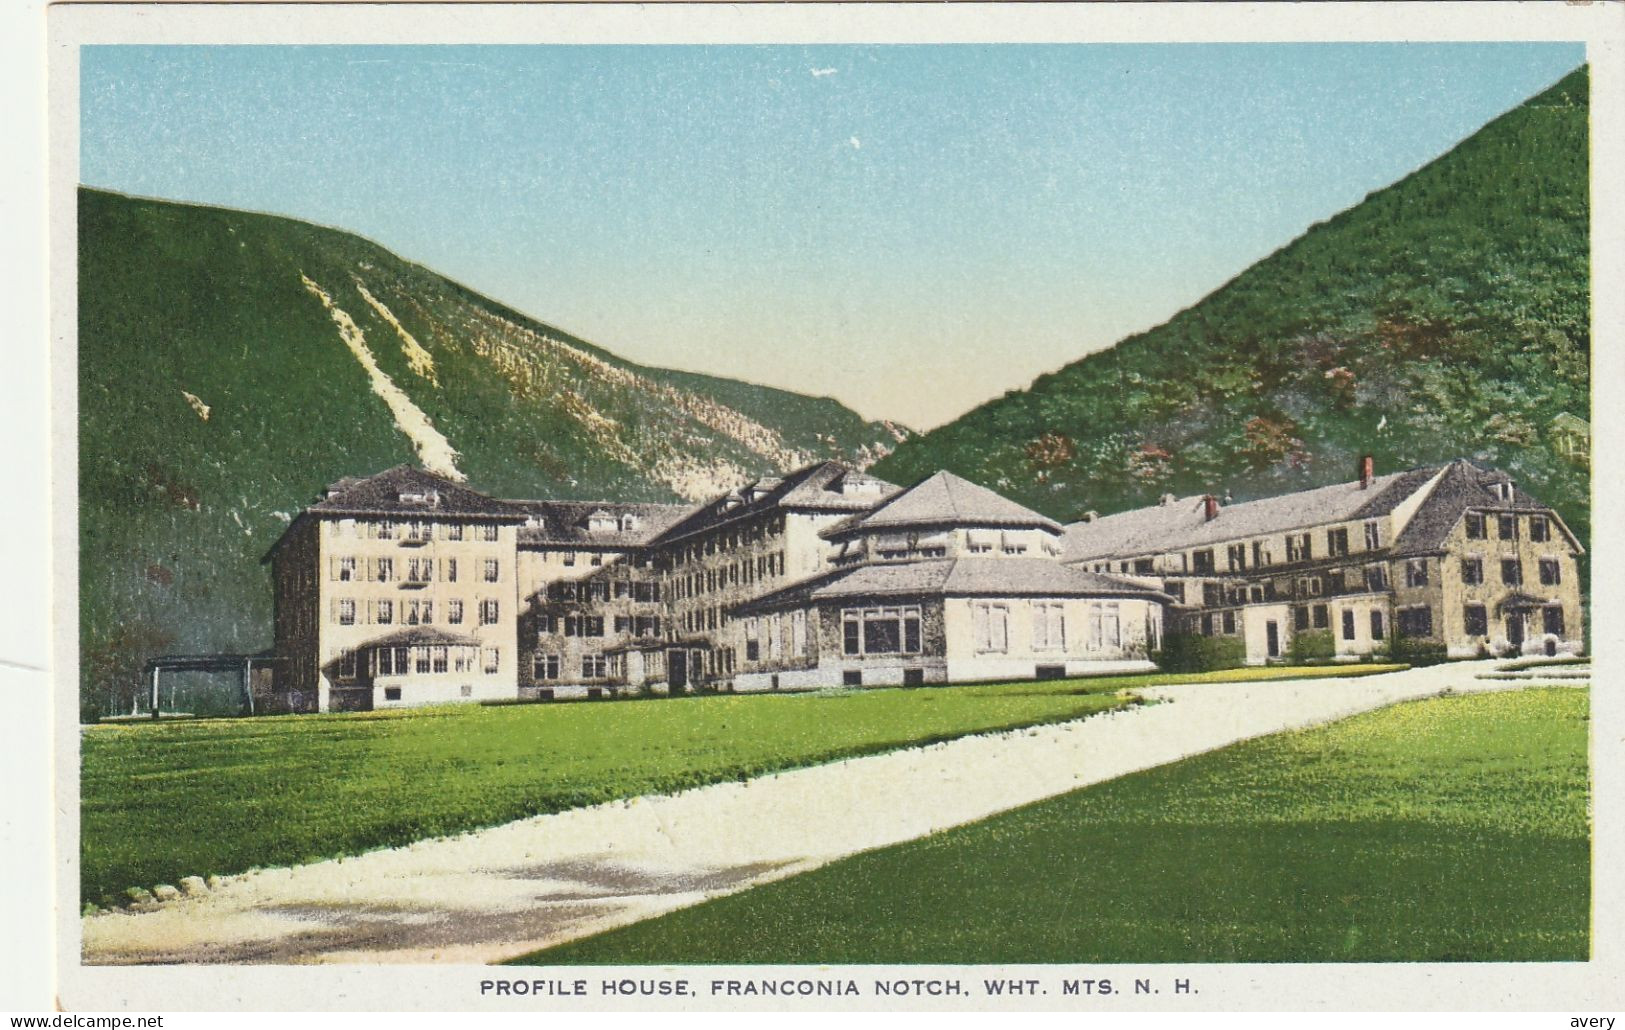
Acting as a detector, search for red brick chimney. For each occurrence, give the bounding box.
[1202,494,1220,521]
[1359,454,1375,490]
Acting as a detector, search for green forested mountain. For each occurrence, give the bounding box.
[873,67,1590,554]
[78,188,906,718]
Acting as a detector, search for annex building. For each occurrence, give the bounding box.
[262,462,1169,712]
[1063,457,1586,664]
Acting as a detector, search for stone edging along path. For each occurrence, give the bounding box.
[80,661,1575,965]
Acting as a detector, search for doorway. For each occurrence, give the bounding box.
[1266,621,1281,659]
[1507,614,1525,654]
[668,649,688,689]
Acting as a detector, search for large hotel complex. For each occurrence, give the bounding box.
[261,458,1584,712]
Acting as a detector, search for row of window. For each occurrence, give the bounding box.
[335,644,500,679]
[970,602,1126,654]
[841,606,925,657]
[1458,556,1561,587]
[331,556,499,583]
[669,552,786,601]
[532,653,609,680]
[534,614,662,639]
[326,519,503,542]
[665,518,787,568]
[1463,512,1552,542]
[332,597,500,625]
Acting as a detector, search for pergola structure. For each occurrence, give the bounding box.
[141,652,283,720]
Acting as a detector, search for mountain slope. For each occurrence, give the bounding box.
[77,188,906,718]
[872,67,1590,555]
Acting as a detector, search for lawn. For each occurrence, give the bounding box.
[520,686,1590,965]
[79,664,1395,903]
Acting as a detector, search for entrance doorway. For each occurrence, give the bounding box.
[668,649,688,689]
[1266,621,1281,659]
[1507,614,1525,653]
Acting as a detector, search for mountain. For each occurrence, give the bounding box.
[872,66,1590,565]
[77,188,907,719]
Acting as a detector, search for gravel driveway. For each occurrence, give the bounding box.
[80,661,1564,965]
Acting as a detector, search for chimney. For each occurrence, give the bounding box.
[1202,494,1220,522]
[1359,454,1375,490]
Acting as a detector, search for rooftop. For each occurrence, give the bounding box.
[824,470,1061,539]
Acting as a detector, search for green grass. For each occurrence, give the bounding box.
[79,664,1391,902]
[520,687,1590,965]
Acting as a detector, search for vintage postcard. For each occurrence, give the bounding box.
[36,0,1625,1014]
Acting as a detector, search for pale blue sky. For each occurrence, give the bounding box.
[80,43,1586,429]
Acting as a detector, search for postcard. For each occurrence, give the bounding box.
[34,0,1625,1013]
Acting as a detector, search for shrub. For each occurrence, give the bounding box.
[1153,632,1247,673]
[1287,629,1336,664]
[1385,632,1450,666]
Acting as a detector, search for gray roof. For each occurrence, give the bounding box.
[348,626,484,649]
[824,470,1061,539]
[1062,465,1444,562]
[653,461,899,545]
[734,557,1167,615]
[509,499,691,548]
[1390,460,1583,556]
[307,465,527,520]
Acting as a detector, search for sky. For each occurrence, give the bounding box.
[80,43,1586,430]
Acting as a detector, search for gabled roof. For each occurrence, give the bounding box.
[824,471,1061,539]
[733,557,1167,615]
[306,465,526,520]
[1062,465,1444,562]
[1391,459,1583,556]
[652,461,899,545]
[509,499,691,548]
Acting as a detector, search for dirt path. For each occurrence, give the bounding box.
[80,662,1566,965]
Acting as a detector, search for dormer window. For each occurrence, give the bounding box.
[620,514,639,532]
[587,510,617,533]
[397,490,440,507]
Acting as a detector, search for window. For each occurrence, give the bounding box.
[1252,541,1271,567]
[337,599,356,626]
[483,559,500,583]
[614,615,632,634]
[481,523,499,542]
[791,610,807,657]
[1087,603,1121,650]
[479,599,500,625]
[1326,570,1346,594]
[1033,603,1066,650]
[1406,560,1429,588]
[338,651,357,679]
[1342,609,1356,641]
[745,639,760,662]
[1313,604,1329,630]
[1163,581,1186,604]
[1461,558,1483,586]
[443,558,456,583]
[447,523,464,541]
[1202,583,1224,608]
[1465,512,1486,540]
[1365,564,1389,591]
[1135,558,1155,575]
[1464,605,1488,637]
[581,654,606,678]
[376,520,396,541]
[1539,558,1561,586]
[453,649,474,673]
[843,606,923,655]
[1200,613,1214,637]
[1501,559,1523,586]
[384,687,402,701]
[1221,611,1236,635]
[376,599,393,625]
[1397,606,1433,637]
[460,684,473,698]
[406,558,433,583]
[533,654,560,680]
[1191,549,1215,574]
[1364,521,1381,550]
[1286,534,1313,562]
[1327,528,1349,557]
[1226,544,1247,572]
[562,551,576,567]
[1370,610,1385,641]
[375,557,393,582]
[338,557,356,582]
[1294,606,1310,632]
[484,648,500,674]
[1498,514,1518,540]
[974,603,1010,653]
[415,648,430,674]
[591,553,603,566]
[1544,607,1565,636]
[431,646,448,673]
[448,599,463,625]
[1530,516,1551,542]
